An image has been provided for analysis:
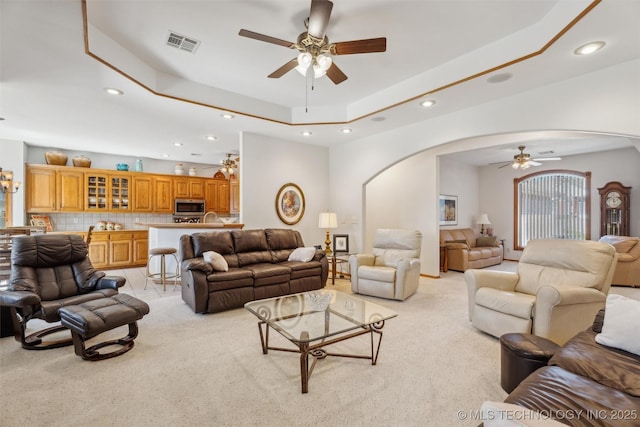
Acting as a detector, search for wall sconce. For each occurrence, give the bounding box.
[318,212,338,255]
[0,168,21,193]
[476,213,491,235]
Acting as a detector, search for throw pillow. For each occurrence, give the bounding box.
[476,235,497,247]
[203,250,229,272]
[288,247,316,262]
[595,294,640,356]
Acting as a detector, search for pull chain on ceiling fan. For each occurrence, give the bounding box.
[238,0,387,85]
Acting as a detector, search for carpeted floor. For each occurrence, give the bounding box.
[0,262,637,427]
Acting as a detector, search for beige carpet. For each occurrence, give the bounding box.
[1,263,636,427]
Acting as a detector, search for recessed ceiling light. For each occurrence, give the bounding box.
[221,113,234,119]
[340,128,352,134]
[161,153,170,158]
[205,135,217,141]
[104,87,123,95]
[420,100,436,108]
[301,130,312,137]
[174,142,183,146]
[574,41,605,55]
[487,73,512,84]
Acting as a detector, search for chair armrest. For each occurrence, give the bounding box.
[0,290,41,308]
[313,249,326,262]
[445,242,469,250]
[182,258,213,274]
[96,276,126,289]
[464,269,519,321]
[349,254,375,293]
[394,258,421,299]
[534,286,607,344]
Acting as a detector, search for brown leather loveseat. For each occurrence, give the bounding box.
[440,228,503,272]
[179,228,328,313]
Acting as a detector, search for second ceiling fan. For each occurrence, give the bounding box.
[238,0,386,84]
[494,146,562,170]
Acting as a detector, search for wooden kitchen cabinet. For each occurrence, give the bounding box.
[26,165,57,212]
[204,179,230,213]
[26,165,83,212]
[153,175,173,213]
[131,175,153,212]
[57,169,84,211]
[174,177,205,199]
[230,178,239,214]
[87,230,148,269]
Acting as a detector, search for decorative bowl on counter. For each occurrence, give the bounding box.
[45,151,68,166]
[72,155,91,168]
[116,163,129,171]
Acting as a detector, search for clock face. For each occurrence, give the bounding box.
[606,191,622,208]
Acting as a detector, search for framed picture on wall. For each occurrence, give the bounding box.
[439,195,458,225]
[275,183,305,225]
[333,234,349,253]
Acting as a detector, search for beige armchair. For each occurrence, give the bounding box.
[465,239,617,345]
[349,229,422,301]
[599,235,640,287]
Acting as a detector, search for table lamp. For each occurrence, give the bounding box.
[476,213,491,235]
[318,212,338,255]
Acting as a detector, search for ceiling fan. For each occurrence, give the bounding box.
[493,146,562,170]
[238,0,387,84]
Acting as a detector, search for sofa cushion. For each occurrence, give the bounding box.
[358,265,396,282]
[280,260,322,279]
[232,229,269,252]
[595,294,640,356]
[243,264,291,287]
[550,329,640,397]
[191,231,235,258]
[475,287,535,319]
[205,269,254,291]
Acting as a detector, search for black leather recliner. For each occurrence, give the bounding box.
[0,234,125,350]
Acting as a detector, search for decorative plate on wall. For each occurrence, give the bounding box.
[275,183,305,225]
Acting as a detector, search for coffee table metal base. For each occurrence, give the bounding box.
[256,320,386,393]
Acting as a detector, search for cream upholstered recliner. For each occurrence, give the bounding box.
[349,229,422,301]
[598,235,640,287]
[465,239,617,345]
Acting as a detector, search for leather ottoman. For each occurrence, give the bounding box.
[59,294,150,361]
[500,333,560,393]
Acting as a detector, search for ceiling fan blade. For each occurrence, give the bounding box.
[331,37,387,55]
[497,163,512,169]
[239,29,294,48]
[268,58,298,78]
[529,160,542,166]
[533,157,562,161]
[307,0,333,39]
[325,62,347,84]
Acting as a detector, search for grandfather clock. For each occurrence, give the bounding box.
[598,181,631,236]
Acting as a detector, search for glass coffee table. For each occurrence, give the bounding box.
[244,290,397,393]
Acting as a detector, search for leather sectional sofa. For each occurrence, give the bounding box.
[501,310,640,426]
[179,228,328,313]
[440,228,503,271]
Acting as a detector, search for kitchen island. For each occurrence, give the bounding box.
[137,223,245,278]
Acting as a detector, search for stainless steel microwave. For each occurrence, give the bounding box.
[174,199,206,216]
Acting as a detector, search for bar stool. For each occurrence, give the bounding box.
[144,247,180,292]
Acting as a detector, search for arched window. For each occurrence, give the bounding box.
[514,170,591,250]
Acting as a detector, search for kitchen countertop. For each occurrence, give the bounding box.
[136,223,244,229]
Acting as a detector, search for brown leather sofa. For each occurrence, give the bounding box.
[440,228,503,271]
[502,310,640,426]
[599,235,640,287]
[179,228,329,313]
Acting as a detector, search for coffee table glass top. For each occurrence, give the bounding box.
[244,290,397,343]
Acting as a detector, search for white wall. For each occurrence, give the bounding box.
[1,139,27,226]
[241,132,330,247]
[479,146,640,260]
[330,60,640,277]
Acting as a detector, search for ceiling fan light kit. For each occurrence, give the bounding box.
[494,145,562,170]
[238,0,386,85]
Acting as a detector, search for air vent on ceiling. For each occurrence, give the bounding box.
[166,31,200,53]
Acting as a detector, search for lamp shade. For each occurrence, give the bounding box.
[476,213,491,225]
[318,212,338,229]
